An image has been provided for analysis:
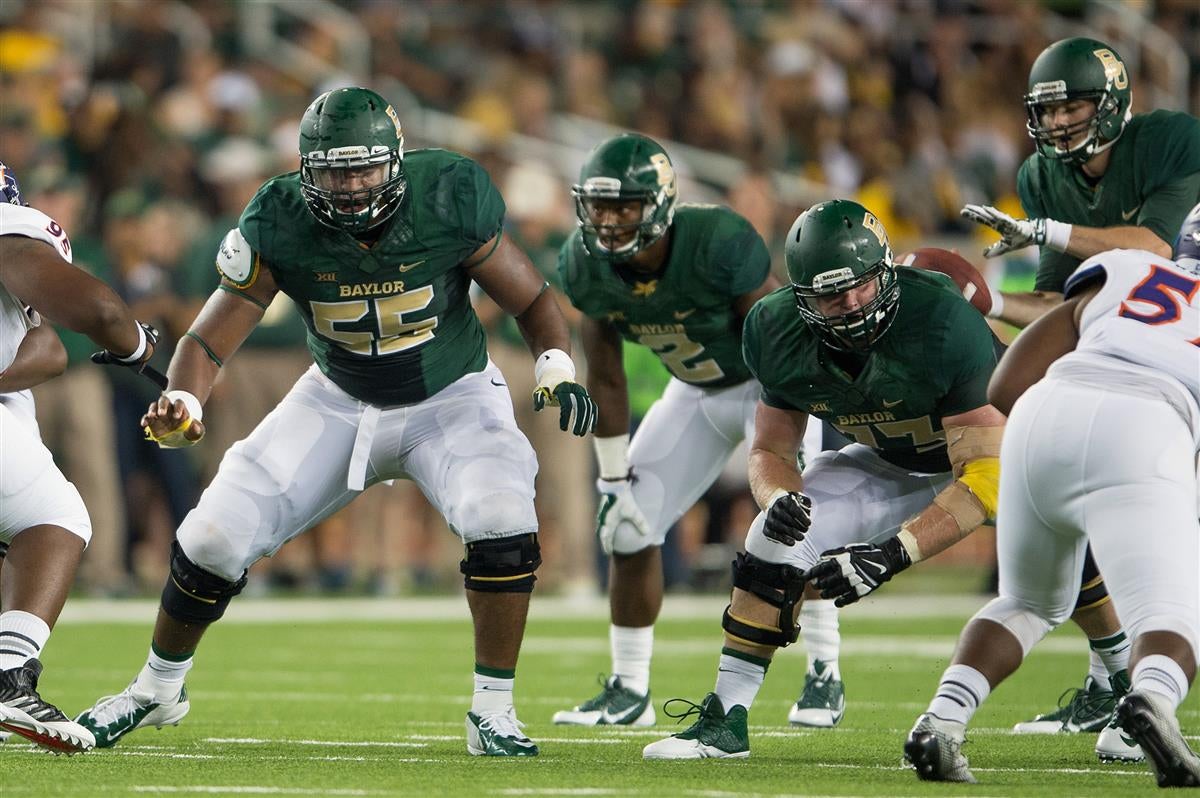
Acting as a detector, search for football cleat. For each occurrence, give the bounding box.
[0,659,95,754]
[465,706,538,756]
[552,674,654,726]
[1116,690,1200,787]
[1096,709,1144,763]
[75,681,189,748]
[1012,674,1114,733]
[904,712,977,783]
[788,659,845,727]
[642,693,749,760]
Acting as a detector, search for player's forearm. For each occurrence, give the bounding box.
[165,336,222,404]
[1062,224,1171,261]
[514,289,572,357]
[894,501,978,563]
[45,282,142,357]
[0,324,67,392]
[991,290,1063,329]
[589,374,630,438]
[748,448,802,511]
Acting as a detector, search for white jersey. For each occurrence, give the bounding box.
[0,203,73,374]
[1053,248,1200,446]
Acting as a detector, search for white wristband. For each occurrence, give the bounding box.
[986,290,1005,319]
[1043,219,1072,253]
[534,347,575,386]
[114,322,148,364]
[165,389,203,423]
[593,434,630,480]
[897,525,923,563]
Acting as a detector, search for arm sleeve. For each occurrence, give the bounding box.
[709,214,771,297]
[1138,172,1200,246]
[453,159,506,248]
[935,302,999,418]
[743,303,801,411]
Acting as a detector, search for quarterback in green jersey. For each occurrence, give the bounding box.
[552,134,845,730]
[962,37,1198,759]
[75,87,595,758]
[643,199,1006,760]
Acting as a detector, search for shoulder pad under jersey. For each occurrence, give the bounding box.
[0,204,73,263]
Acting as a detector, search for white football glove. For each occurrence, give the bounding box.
[595,475,650,555]
[960,204,1047,258]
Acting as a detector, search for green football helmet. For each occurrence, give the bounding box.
[572,133,677,261]
[784,199,899,352]
[299,87,407,235]
[1024,37,1132,166]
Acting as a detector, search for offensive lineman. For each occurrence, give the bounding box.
[553,134,841,730]
[961,37,1200,758]
[74,88,595,757]
[906,205,1200,787]
[0,162,158,753]
[643,199,1005,759]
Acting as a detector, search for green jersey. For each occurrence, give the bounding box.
[559,204,770,388]
[238,149,503,405]
[743,269,998,473]
[1018,109,1200,291]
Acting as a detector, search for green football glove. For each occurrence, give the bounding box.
[533,381,597,436]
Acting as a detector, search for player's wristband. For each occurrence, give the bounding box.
[113,322,148,364]
[593,434,630,480]
[1043,219,1072,253]
[165,389,203,423]
[534,348,575,388]
[985,290,1005,319]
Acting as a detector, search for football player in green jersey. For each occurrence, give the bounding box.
[553,134,845,730]
[75,87,595,758]
[961,38,1199,758]
[643,199,1005,760]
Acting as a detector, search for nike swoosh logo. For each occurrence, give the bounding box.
[882,398,903,408]
[600,704,645,724]
[673,309,696,320]
[861,559,887,576]
[397,260,426,273]
[490,379,506,387]
[1121,204,1141,221]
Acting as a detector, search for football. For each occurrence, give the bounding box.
[897,247,993,315]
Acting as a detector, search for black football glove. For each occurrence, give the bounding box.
[90,320,160,368]
[762,491,813,546]
[806,536,912,607]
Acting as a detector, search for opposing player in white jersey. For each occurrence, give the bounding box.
[0,162,159,753]
[906,203,1200,787]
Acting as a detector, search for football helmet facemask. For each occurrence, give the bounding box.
[1,161,24,206]
[785,199,899,352]
[1024,37,1132,167]
[572,133,677,261]
[299,87,407,235]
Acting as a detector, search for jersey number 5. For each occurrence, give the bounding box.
[1119,265,1200,345]
[310,287,438,355]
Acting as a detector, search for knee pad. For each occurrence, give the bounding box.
[722,552,806,648]
[460,533,541,593]
[972,595,1057,656]
[1074,547,1111,612]
[161,540,248,625]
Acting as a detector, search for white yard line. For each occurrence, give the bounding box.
[132,789,382,796]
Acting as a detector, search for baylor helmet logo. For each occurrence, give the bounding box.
[1092,48,1128,90]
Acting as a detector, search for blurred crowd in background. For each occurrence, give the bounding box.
[2,0,1197,598]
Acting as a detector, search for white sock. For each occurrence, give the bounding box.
[927,663,991,726]
[1089,630,1131,684]
[0,611,50,671]
[1132,655,1189,710]
[471,670,514,715]
[611,624,653,696]
[714,650,767,711]
[801,600,840,678]
[133,645,193,703]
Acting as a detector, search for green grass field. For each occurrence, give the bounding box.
[4,594,1190,797]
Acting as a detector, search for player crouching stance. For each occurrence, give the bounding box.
[907,205,1200,787]
[74,87,595,757]
[642,200,1004,759]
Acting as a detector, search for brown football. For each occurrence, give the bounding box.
[897,247,992,315]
